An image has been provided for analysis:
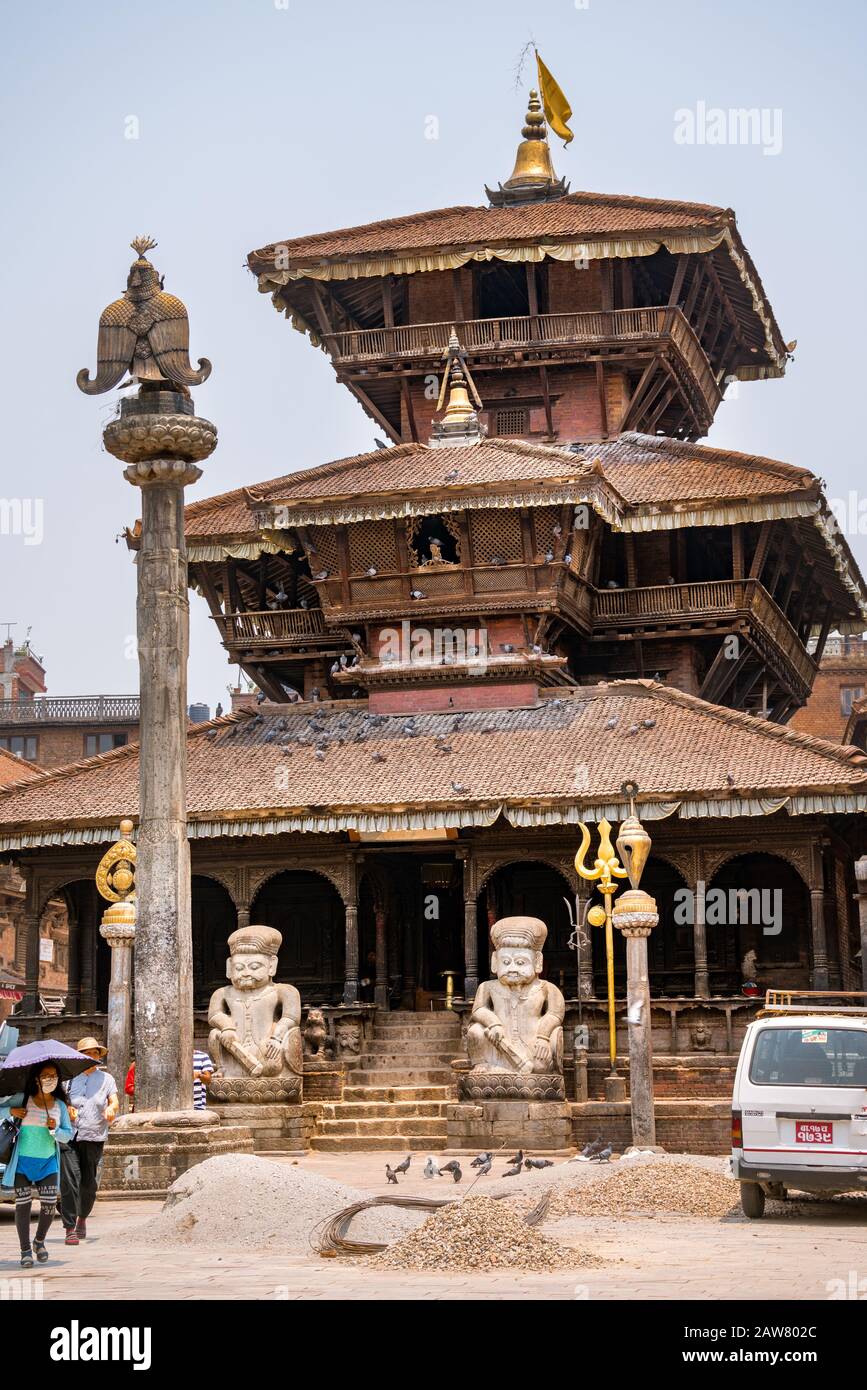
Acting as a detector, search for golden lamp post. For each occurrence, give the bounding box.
[576,782,659,1141]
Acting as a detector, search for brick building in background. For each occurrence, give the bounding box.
[0,637,140,768]
[789,635,867,742]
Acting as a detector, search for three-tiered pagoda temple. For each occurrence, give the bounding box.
[3,96,867,1141]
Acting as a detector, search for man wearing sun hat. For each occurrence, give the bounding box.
[58,1036,118,1244]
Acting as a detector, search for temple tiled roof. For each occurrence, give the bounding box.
[247,192,729,271]
[1,683,866,848]
[592,433,815,507]
[183,434,817,540]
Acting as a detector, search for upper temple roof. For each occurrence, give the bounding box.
[247,191,730,271]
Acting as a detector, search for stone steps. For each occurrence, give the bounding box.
[342,1084,450,1103]
[313,1100,445,1119]
[346,1068,454,1087]
[358,1052,459,1067]
[371,1026,460,1042]
[312,1135,446,1153]
[316,1116,447,1137]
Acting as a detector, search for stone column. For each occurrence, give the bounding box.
[693,876,710,999]
[810,887,829,990]
[613,882,659,1148]
[99,915,135,1105]
[126,455,203,1113]
[622,924,657,1146]
[854,857,867,992]
[374,902,388,1010]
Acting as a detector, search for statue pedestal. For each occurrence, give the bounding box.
[446,1099,573,1155]
[458,1071,565,1102]
[208,1102,311,1154]
[303,1058,345,1100]
[102,1109,253,1195]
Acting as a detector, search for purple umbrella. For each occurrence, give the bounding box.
[0,1040,96,1096]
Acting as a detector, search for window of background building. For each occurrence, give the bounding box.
[0,735,38,759]
[841,686,864,716]
[85,732,129,756]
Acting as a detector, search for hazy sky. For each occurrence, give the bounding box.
[2,0,865,709]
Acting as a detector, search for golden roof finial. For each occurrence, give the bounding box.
[430,331,485,447]
[486,91,570,207]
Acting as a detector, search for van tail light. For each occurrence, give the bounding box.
[731,1110,743,1148]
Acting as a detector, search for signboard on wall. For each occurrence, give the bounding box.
[39,937,54,963]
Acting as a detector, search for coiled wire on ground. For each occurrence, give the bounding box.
[315,1189,552,1256]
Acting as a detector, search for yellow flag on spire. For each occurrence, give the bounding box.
[535,50,573,145]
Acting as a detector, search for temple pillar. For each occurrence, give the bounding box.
[810,887,829,990]
[236,904,250,930]
[374,902,388,1010]
[460,853,478,1000]
[99,915,135,1106]
[692,875,709,999]
[344,904,360,1004]
[21,907,40,1015]
[577,888,594,999]
[854,857,867,992]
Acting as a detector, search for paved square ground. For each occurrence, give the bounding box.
[2,1151,866,1300]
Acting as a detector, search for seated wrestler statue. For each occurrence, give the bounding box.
[208,925,303,1083]
[467,916,565,1075]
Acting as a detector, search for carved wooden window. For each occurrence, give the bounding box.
[348,520,398,575]
[533,506,561,555]
[468,509,523,564]
[406,515,460,567]
[494,407,529,437]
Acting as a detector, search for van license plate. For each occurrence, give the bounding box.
[795,1121,833,1144]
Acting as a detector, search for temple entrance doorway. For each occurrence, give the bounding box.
[250,870,345,1004]
[358,855,463,1008]
[191,875,238,1010]
[706,853,811,994]
[477,862,573,993]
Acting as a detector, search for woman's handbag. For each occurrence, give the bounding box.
[0,1113,22,1165]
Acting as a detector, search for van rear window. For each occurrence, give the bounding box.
[749,1028,867,1086]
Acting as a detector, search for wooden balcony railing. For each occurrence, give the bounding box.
[212,608,328,648]
[329,306,721,419]
[0,695,140,725]
[593,579,817,691]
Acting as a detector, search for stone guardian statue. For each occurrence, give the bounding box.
[207,925,303,1101]
[462,916,566,1101]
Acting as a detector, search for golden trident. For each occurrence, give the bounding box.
[575,781,652,1077]
[575,818,627,1076]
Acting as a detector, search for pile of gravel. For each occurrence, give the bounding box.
[107,1154,426,1253]
[545,1159,738,1220]
[374,1195,600,1272]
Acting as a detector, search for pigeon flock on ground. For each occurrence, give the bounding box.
[384,1145,588,1185]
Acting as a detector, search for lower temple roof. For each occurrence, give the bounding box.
[1,682,866,850]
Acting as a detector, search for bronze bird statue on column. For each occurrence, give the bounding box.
[76,236,212,395]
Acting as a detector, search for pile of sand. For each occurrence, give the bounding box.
[374,1194,600,1272]
[107,1154,426,1253]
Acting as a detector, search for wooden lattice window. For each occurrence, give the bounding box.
[306,526,341,574]
[533,506,561,555]
[406,515,461,567]
[468,509,523,564]
[348,520,398,575]
[494,407,529,437]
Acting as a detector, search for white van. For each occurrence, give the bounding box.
[731,991,867,1218]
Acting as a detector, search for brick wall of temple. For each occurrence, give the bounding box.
[0,866,69,1022]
